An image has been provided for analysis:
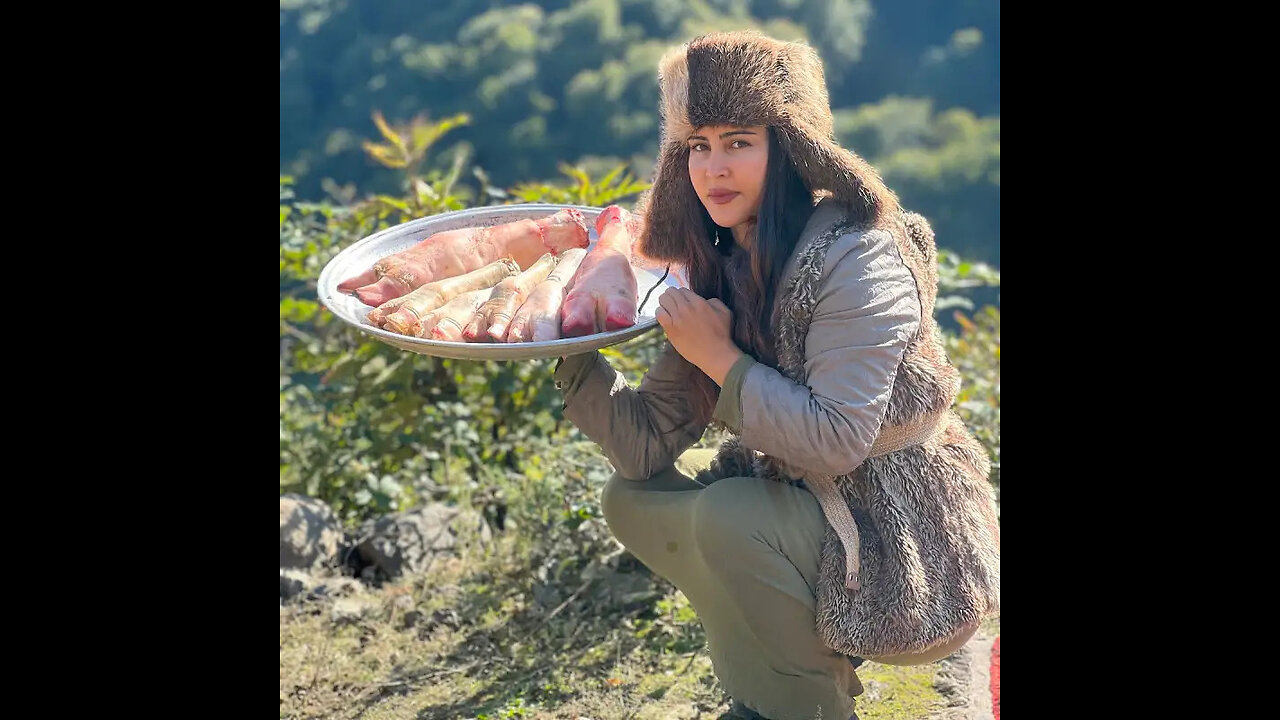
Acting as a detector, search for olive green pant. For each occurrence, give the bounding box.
[600,448,861,720]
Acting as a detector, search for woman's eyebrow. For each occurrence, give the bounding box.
[687,130,758,141]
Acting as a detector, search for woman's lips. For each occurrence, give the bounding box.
[708,191,739,205]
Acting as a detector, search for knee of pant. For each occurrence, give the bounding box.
[600,472,634,538]
[691,476,759,565]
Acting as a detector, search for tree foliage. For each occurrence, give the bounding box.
[280,0,1000,265]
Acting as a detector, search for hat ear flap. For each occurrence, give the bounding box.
[901,211,936,266]
[634,143,705,267]
[900,211,938,314]
[778,120,896,228]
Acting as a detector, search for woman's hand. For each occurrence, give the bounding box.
[655,288,743,385]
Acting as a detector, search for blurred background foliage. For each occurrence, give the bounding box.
[281,0,999,266]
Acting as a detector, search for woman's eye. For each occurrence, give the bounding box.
[689,140,750,152]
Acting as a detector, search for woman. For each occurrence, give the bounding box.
[554,31,999,720]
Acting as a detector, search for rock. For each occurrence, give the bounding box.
[331,597,377,624]
[280,568,314,599]
[280,494,343,570]
[355,503,492,580]
[309,577,364,600]
[930,631,997,720]
[401,610,424,629]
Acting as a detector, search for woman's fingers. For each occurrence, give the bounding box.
[659,288,697,319]
[657,290,678,316]
[655,305,670,329]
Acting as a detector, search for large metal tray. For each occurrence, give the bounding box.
[317,204,679,360]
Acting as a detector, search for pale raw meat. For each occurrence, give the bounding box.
[560,205,639,337]
[369,258,519,337]
[338,209,589,306]
[503,247,588,343]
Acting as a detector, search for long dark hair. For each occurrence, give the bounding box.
[683,126,816,425]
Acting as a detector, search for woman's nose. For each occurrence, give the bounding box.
[706,153,730,177]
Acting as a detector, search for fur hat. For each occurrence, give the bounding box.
[633,30,899,267]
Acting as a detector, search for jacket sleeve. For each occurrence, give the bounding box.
[554,341,711,480]
[712,228,922,477]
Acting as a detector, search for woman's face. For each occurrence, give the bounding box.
[687,124,768,232]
